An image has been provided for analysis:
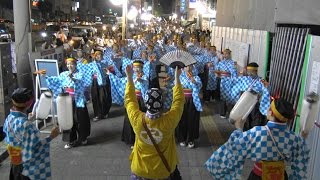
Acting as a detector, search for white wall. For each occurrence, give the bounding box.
[216,0,320,32]
[275,0,320,25]
[216,0,276,32]
[211,26,268,78]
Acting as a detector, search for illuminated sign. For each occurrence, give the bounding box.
[180,0,186,12]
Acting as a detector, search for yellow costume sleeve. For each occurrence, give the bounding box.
[161,84,185,129]
[124,80,142,128]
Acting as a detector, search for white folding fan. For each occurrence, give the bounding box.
[160,50,196,68]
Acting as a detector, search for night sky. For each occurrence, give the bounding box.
[94,0,174,15]
[160,0,174,14]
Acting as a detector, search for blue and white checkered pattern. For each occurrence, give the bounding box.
[132,47,142,59]
[163,66,175,110]
[220,77,233,103]
[109,73,127,105]
[3,111,52,180]
[164,45,177,53]
[205,121,310,179]
[77,63,92,88]
[216,59,237,77]
[180,71,203,111]
[121,47,131,59]
[187,45,204,55]
[143,61,158,80]
[230,76,271,115]
[102,56,123,78]
[86,61,108,86]
[109,73,148,105]
[217,59,238,103]
[46,70,86,108]
[103,48,113,60]
[153,45,163,59]
[121,57,133,75]
[193,55,207,74]
[206,56,219,91]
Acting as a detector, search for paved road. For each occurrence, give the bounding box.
[0,101,253,180]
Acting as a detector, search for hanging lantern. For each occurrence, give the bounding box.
[57,92,73,130]
[229,90,259,124]
[300,92,319,134]
[36,91,52,120]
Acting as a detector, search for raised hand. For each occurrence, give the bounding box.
[125,65,133,79]
[174,66,181,85]
[34,69,47,76]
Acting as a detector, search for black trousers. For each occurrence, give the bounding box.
[203,89,220,102]
[176,98,200,143]
[243,103,267,131]
[91,78,112,118]
[0,126,5,141]
[62,103,90,143]
[121,97,146,145]
[10,164,30,180]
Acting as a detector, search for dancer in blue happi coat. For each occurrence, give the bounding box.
[144,51,160,89]
[203,46,219,102]
[163,39,177,53]
[215,49,237,118]
[205,98,310,180]
[176,65,202,149]
[87,50,112,121]
[107,60,148,146]
[102,46,123,78]
[44,58,91,149]
[230,62,271,131]
[74,48,91,101]
[109,43,123,75]
[3,88,59,180]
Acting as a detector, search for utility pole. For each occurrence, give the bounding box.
[121,0,127,40]
[152,0,155,15]
[139,0,143,29]
[13,0,33,90]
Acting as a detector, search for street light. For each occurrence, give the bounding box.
[196,1,206,30]
[127,6,138,21]
[110,0,127,40]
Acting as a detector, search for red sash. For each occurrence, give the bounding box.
[66,87,75,97]
[183,89,192,98]
[135,90,142,98]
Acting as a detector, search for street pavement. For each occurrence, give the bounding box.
[0,101,253,180]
